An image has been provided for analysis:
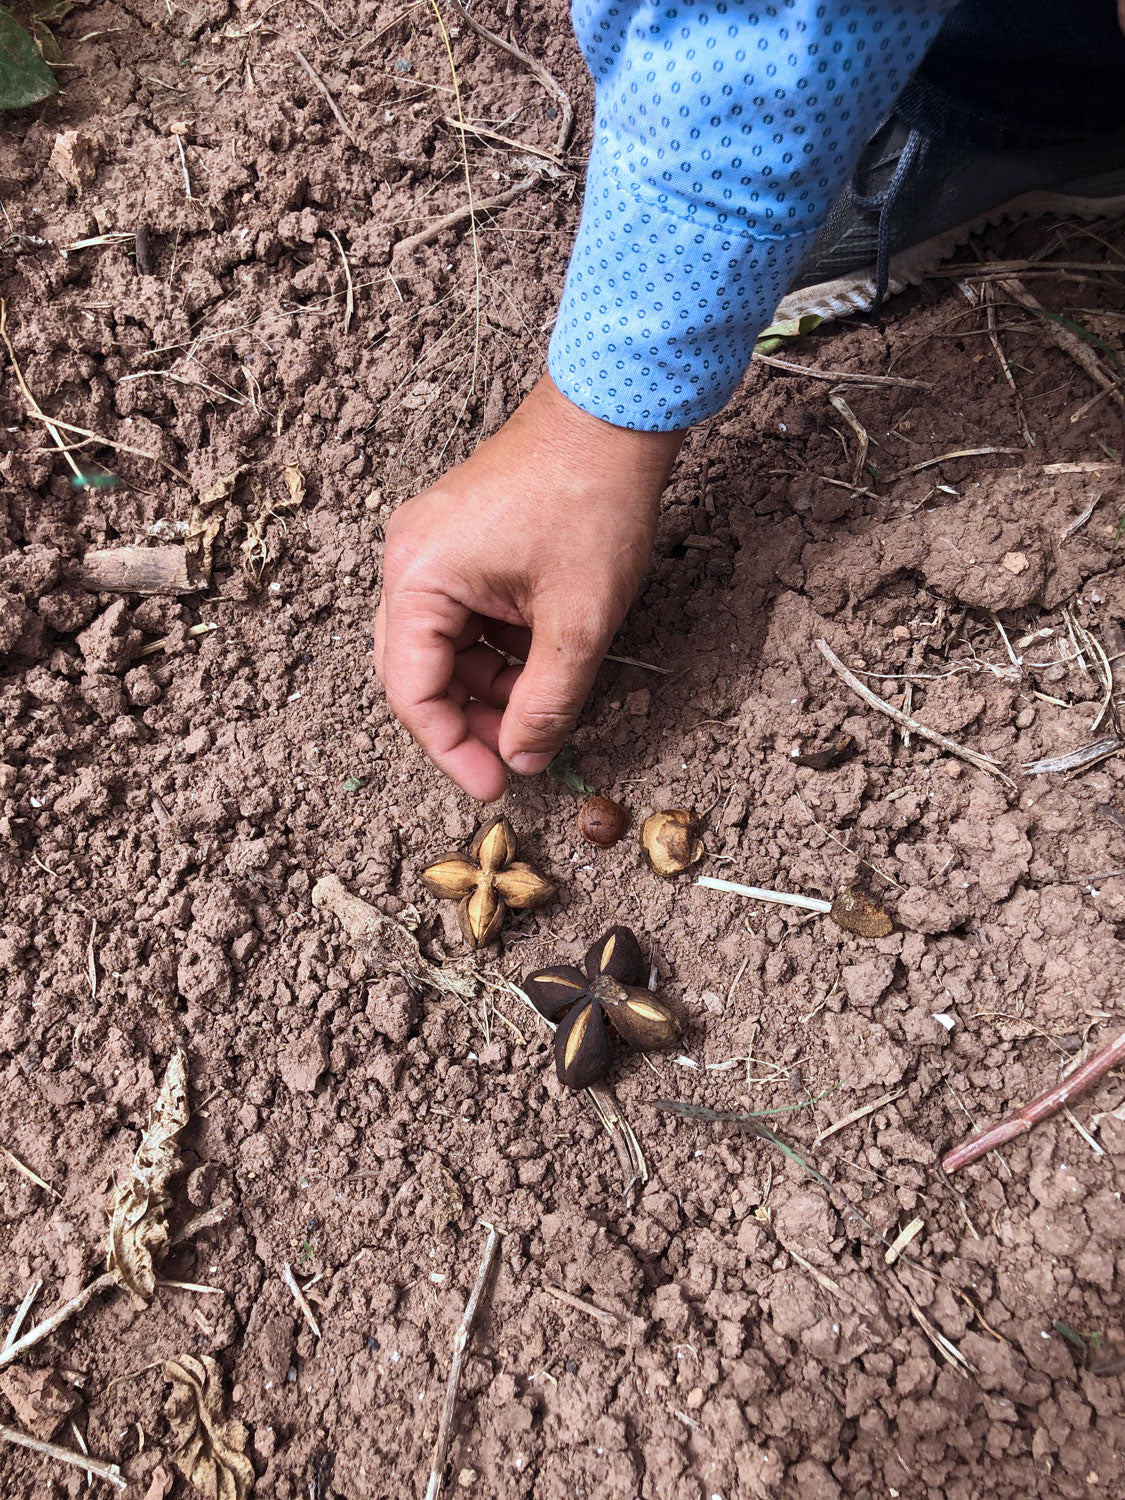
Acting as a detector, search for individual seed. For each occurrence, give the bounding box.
[493,861,556,910]
[554,999,612,1089]
[576,795,628,848]
[459,883,505,948]
[642,808,704,877]
[472,815,518,873]
[793,732,857,771]
[419,854,480,901]
[583,925,645,985]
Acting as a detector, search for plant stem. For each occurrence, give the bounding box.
[696,875,832,914]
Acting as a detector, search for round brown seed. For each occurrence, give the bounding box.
[577,796,628,848]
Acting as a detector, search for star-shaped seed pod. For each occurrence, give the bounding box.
[421,816,556,948]
[522,926,681,1089]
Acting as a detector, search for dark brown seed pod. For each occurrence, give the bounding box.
[600,985,681,1052]
[553,999,612,1089]
[793,733,857,771]
[829,885,893,938]
[576,795,628,848]
[584,925,645,985]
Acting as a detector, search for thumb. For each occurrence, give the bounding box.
[498,608,607,774]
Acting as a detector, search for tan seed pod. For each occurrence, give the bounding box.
[420,853,480,901]
[829,885,893,938]
[471,815,517,873]
[642,808,704,877]
[493,861,557,910]
[601,985,681,1051]
[459,882,505,947]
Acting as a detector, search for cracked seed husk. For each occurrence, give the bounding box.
[642,808,704,877]
[829,884,893,937]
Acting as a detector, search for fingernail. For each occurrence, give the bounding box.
[509,752,553,775]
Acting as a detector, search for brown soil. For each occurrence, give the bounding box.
[2,2,1125,1497]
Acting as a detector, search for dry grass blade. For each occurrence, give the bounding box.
[585,1081,648,1195]
[165,1354,254,1500]
[753,351,930,389]
[884,1217,925,1265]
[816,638,1017,787]
[996,277,1125,417]
[1,1144,59,1198]
[327,228,354,334]
[814,1088,904,1147]
[2,1282,42,1352]
[425,1226,501,1500]
[0,1423,126,1490]
[1022,737,1122,774]
[0,1274,115,1372]
[106,1048,189,1299]
[394,2,574,258]
[281,1262,322,1339]
[891,446,1021,479]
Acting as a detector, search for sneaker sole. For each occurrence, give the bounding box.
[773,188,1125,323]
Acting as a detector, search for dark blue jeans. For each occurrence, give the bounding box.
[897,0,1125,147]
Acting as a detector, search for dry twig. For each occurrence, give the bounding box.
[290,45,361,147]
[997,277,1125,418]
[816,638,1016,787]
[424,1225,501,1500]
[753,351,930,389]
[942,1028,1125,1173]
[1,1144,59,1198]
[0,1274,115,1372]
[0,1424,125,1490]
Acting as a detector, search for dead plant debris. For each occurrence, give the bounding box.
[164,1354,254,1500]
[642,808,704,877]
[106,1048,189,1299]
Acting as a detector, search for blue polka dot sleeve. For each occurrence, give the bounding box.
[547,0,953,430]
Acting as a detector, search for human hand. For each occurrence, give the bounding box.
[374,374,684,800]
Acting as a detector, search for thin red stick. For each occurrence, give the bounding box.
[941,1028,1125,1174]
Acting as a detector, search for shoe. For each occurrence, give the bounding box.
[775,116,1125,322]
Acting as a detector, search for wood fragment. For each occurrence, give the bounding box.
[424,1226,500,1500]
[81,545,198,595]
[941,1028,1125,1173]
[0,1424,126,1490]
[541,1283,619,1325]
[816,638,1016,787]
[280,1262,322,1339]
[0,1274,116,1372]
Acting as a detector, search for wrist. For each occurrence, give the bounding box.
[517,374,687,488]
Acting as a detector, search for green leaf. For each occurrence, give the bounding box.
[342,774,366,792]
[546,743,596,796]
[754,313,824,355]
[0,4,57,110]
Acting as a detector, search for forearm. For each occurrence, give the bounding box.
[550,0,957,430]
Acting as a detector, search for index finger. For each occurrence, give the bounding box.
[381,585,509,802]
